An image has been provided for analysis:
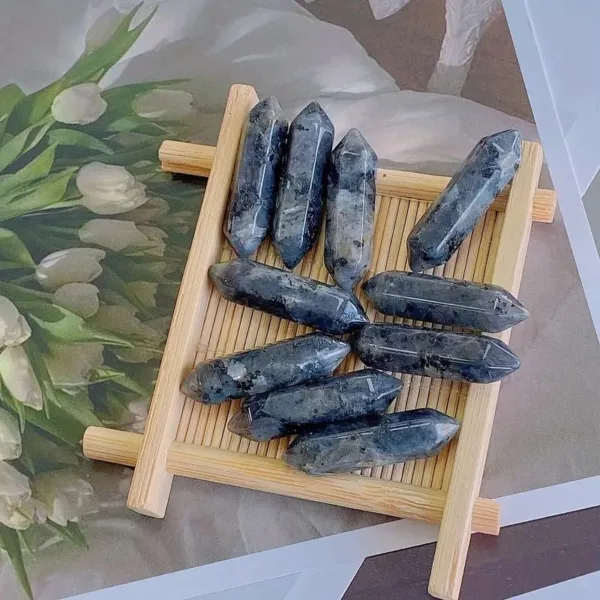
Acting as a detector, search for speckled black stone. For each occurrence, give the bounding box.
[273,102,334,269]
[354,323,520,383]
[408,129,521,272]
[181,333,349,404]
[284,408,459,474]
[209,258,369,335]
[228,369,402,441]
[224,96,288,257]
[325,129,378,289]
[363,271,528,333]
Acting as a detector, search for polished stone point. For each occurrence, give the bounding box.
[325,128,378,289]
[181,333,350,404]
[228,369,402,441]
[225,96,288,257]
[354,323,520,383]
[209,258,369,335]
[273,102,334,269]
[408,129,521,272]
[363,271,528,333]
[284,408,459,474]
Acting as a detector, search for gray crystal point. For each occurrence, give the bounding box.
[225,96,288,257]
[363,271,528,333]
[273,102,334,269]
[181,333,349,404]
[209,258,369,335]
[354,323,520,383]
[325,129,378,289]
[228,369,402,441]
[284,408,459,474]
[408,129,521,272]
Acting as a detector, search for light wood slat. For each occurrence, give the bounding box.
[126,85,258,517]
[428,142,544,600]
[83,427,499,535]
[159,140,556,223]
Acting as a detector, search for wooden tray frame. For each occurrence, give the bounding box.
[83,84,550,599]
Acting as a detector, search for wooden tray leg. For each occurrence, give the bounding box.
[126,84,258,517]
[428,142,544,599]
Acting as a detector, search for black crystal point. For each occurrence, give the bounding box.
[228,369,402,441]
[273,102,334,269]
[209,258,369,335]
[363,271,528,333]
[181,333,350,404]
[225,96,288,257]
[353,323,520,383]
[408,129,521,272]
[325,128,378,289]
[284,408,459,474]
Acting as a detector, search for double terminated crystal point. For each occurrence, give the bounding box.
[354,323,520,383]
[284,408,459,474]
[325,129,377,289]
[209,258,368,335]
[181,333,349,404]
[363,271,528,333]
[273,102,334,269]
[408,129,521,272]
[229,369,402,442]
[225,96,288,257]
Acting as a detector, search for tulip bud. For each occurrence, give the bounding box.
[0,462,45,530]
[77,162,148,215]
[0,295,31,347]
[0,408,21,460]
[45,342,103,388]
[36,248,106,290]
[133,89,194,121]
[51,83,108,125]
[34,470,97,527]
[54,283,100,318]
[0,345,43,410]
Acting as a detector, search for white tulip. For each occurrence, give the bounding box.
[36,248,106,291]
[51,83,107,125]
[133,89,194,121]
[79,219,151,252]
[85,7,121,50]
[54,283,99,318]
[125,398,149,433]
[34,470,97,527]
[137,225,167,256]
[90,305,163,343]
[0,296,31,347]
[0,462,46,530]
[126,281,157,308]
[77,162,148,215]
[120,197,170,223]
[45,342,103,388]
[0,407,21,460]
[0,345,42,410]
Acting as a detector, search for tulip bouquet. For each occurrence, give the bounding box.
[0,5,201,596]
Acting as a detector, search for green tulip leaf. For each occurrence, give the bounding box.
[0,84,25,118]
[0,525,33,600]
[49,129,114,154]
[0,125,36,172]
[6,80,62,132]
[25,303,133,346]
[44,521,88,549]
[0,228,34,266]
[0,143,57,197]
[19,428,79,474]
[0,168,77,222]
[91,366,148,396]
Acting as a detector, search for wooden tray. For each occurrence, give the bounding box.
[82,84,550,599]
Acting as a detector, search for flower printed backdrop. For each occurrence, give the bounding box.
[0,6,202,596]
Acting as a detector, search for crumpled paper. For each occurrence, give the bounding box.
[1,1,597,599]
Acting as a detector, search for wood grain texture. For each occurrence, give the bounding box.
[125,84,258,517]
[83,427,500,534]
[428,142,544,600]
[159,140,556,223]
